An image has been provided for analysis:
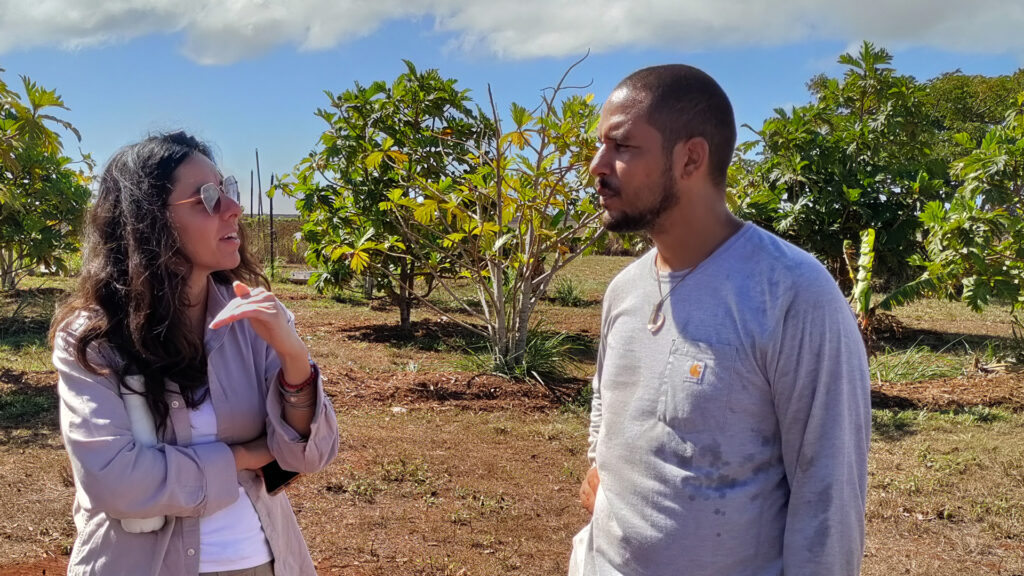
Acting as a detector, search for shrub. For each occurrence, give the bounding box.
[552,277,588,307]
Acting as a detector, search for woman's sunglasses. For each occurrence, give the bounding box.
[168,175,241,215]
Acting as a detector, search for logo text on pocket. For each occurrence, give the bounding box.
[688,361,706,382]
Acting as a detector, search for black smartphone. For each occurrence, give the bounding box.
[261,460,301,495]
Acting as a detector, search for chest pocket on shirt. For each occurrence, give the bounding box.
[657,339,737,434]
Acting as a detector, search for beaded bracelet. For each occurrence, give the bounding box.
[282,395,316,411]
[279,362,318,411]
[279,360,318,392]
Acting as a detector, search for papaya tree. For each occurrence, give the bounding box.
[0,71,91,290]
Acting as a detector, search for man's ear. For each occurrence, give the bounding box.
[672,137,709,182]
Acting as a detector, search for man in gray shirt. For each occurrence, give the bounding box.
[575,65,871,575]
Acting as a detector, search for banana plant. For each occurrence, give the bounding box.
[850,228,876,334]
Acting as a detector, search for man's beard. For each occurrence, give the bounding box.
[601,169,678,233]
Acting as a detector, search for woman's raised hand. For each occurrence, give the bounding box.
[209,281,307,361]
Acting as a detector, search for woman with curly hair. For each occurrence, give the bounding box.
[51,131,338,575]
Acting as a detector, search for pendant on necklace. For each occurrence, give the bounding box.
[647,300,666,333]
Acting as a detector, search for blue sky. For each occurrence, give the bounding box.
[2,2,1022,214]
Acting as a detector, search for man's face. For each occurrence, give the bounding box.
[590,88,678,233]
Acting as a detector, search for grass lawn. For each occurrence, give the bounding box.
[1,260,1022,575]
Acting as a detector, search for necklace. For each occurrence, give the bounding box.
[647,254,696,334]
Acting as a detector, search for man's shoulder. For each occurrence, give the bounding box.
[605,249,655,297]
[740,224,837,290]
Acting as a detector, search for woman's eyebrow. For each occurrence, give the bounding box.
[185,184,204,198]
[191,175,224,195]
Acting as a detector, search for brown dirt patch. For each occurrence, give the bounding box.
[0,555,66,576]
[872,373,1024,411]
[322,366,577,412]
[294,408,591,575]
[0,369,54,390]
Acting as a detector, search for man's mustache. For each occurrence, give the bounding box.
[596,178,619,194]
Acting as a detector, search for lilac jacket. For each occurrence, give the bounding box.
[52,279,339,575]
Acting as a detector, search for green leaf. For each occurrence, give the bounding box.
[920,202,947,228]
[413,200,437,224]
[852,228,875,318]
[952,132,976,148]
[349,250,370,273]
[492,232,515,252]
[365,151,384,170]
[442,232,466,248]
[962,276,990,312]
[510,102,531,127]
[330,246,350,261]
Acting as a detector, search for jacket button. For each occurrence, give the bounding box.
[186,548,195,556]
[171,400,181,408]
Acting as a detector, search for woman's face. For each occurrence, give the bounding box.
[166,153,243,278]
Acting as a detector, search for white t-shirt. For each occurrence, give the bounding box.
[189,396,274,572]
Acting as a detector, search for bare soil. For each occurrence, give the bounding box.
[3,361,1022,575]
[873,373,1024,411]
[3,266,1024,575]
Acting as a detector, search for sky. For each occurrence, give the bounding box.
[2,0,1023,215]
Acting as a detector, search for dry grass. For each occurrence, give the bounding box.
[865,411,1024,575]
[891,297,1016,339]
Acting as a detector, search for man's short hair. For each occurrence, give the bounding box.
[616,65,736,188]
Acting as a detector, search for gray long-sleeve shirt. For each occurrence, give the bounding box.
[585,223,870,576]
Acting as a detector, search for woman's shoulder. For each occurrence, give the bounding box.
[52,309,95,352]
[52,309,122,372]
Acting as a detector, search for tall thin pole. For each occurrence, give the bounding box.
[269,173,276,274]
[249,170,254,218]
[255,148,264,256]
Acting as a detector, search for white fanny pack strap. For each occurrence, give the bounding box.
[119,374,166,533]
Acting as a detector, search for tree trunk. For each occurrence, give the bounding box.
[489,259,507,362]
[513,279,532,366]
[399,259,413,331]
[363,271,375,300]
[0,249,14,291]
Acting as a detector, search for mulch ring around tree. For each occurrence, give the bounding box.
[321,366,583,412]
[872,372,1024,411]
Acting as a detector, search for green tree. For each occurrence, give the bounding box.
[922,68,1024,163]
[282,61,488,329]
[0,71,91,290]
[913,93,1024,313]
[733,42,947,289]
[352,59,603,376]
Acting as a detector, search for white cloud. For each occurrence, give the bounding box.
[1,0,1023,64]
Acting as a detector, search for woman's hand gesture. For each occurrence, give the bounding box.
[209,281,306,362]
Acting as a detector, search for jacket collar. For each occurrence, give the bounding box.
[203,276,234,354]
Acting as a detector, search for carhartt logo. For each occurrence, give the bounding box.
[689,361,705,379]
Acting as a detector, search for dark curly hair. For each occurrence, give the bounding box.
[51,131,267,432]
